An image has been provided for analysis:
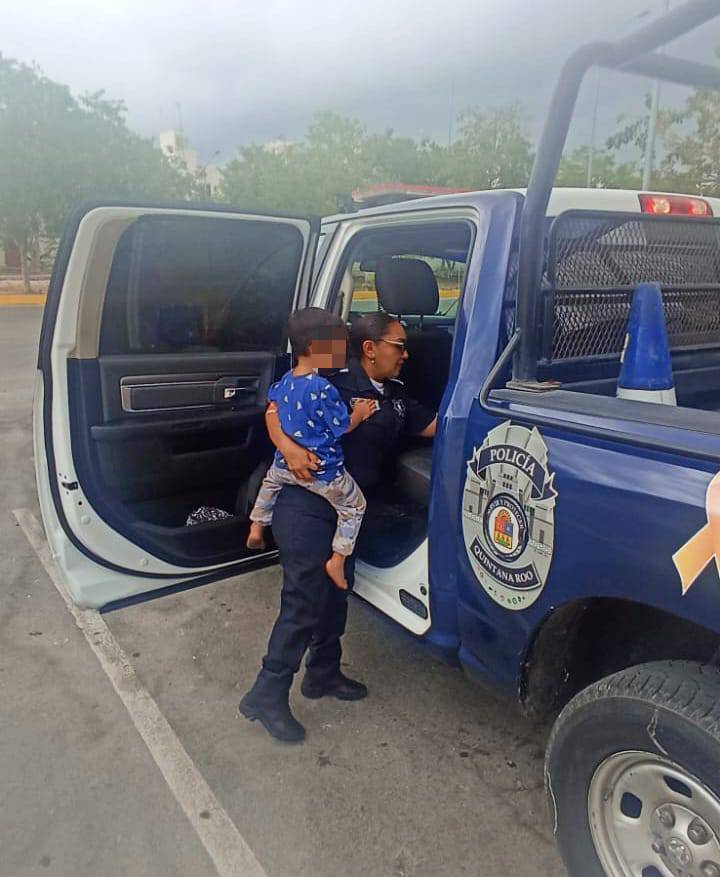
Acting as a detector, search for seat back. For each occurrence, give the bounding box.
[375,257,451,411]
[375,257,439,317]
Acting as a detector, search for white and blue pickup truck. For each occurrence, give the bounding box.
[33,1,720,873]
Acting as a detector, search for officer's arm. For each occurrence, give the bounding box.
[265,403,319,483]
[417,416,438,438]
[404,393,437,439]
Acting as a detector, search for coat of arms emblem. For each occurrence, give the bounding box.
[461,421,557,611]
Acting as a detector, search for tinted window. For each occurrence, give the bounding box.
[341,221,472,320]
[349,254,467,318]
[100,215,305,354]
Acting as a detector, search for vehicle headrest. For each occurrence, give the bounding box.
[375,257,439,316]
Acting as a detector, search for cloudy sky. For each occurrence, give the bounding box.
[3,0,719,163]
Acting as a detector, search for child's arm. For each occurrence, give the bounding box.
[345,397,378,434]
[265,402,319,483]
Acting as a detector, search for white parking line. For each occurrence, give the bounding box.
[13,508,268,877]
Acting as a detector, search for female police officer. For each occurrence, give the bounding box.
[239,313,437,742]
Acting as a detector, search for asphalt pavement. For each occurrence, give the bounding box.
[0,306,564,877]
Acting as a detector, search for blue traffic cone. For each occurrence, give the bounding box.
[617,283,676,405]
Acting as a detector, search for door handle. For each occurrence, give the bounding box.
[222,385,254,399]
[213,377,259,404]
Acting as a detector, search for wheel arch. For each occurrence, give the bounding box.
[521,597,720,718]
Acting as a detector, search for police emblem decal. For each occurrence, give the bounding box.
[462,421,557,611]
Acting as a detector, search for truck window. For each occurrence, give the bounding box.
[349,254,466,319]
[333,219,473,412]
[99,214,305,355]
[334,220,472,324]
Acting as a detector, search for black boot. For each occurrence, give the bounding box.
[301,671,368,701]
[239,674,305,743]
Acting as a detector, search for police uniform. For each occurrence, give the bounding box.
[243,358,436,712]
[332,358,436,491]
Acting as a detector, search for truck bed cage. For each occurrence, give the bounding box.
[514,0,720,382]
[541,210,720,362]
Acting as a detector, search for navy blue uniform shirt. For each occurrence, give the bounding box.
[330,359,435,491]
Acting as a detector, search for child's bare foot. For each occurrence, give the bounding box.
[325,552,348,590]
[246,522,266,550]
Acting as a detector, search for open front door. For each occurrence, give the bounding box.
[35,202,318,608]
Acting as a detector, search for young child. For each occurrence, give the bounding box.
[247,308,377,590]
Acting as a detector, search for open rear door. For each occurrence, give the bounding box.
[35,202,319,608]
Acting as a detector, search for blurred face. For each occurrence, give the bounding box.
[307,329,348,369]
[364,321,408,380]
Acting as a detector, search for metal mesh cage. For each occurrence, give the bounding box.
[543,211,720,361]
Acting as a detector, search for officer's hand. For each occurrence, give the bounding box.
[284,445,320,483]
[353,398,379,421]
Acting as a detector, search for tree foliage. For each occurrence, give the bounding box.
[604,86,720,196]
[448,104,534,189]
[222,88,720,217]
[555,146,641,189]
[0,54,190,290]
[220,105,536,214]
[659,89,720,195]
[5,46,720,294]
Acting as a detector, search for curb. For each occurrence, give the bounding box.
[0,295,46,307]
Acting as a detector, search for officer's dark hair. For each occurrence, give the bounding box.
[287,307,348,357]
[349,311,401,359]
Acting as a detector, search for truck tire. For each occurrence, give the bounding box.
[545,661,720,877]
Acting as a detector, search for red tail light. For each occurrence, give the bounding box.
[639,193,713,217]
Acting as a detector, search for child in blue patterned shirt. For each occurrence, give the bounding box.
[247,308,377,590]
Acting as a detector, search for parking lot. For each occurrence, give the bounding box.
[1,305,563,876]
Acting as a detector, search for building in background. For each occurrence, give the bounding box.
[1,241,21,272]
[263,137,294,156]
[158,129,222,198]
[199,164,223,199]
[159,129,198,173]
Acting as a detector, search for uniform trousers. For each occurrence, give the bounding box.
[251,485,357,698]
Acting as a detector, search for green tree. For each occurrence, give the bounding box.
[298,113,375,212]
[660,89,720,195]
[221,144,304,212]
[0,55,190,291]
[223,113,386,215]
[221,104,537,214]
[606,95,682,160]
[603,87,720,194]
[446,104,534,189]
[556,146,641,189]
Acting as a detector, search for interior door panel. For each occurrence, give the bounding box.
[98,353,272,420]
[68,351,282,564]
[96,355,276,499]
[119,374,260,413]
[36,203,319,604]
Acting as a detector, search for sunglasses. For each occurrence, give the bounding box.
[378,338,408,354]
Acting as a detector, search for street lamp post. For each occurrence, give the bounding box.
[585,5,654,188]
[642,75,663,188]
[587,69,602,187]
[642,0,672,190]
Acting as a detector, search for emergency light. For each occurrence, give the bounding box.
[617,283,677,406]
[638,193,713,216]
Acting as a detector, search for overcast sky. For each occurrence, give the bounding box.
[3,0,719,164]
